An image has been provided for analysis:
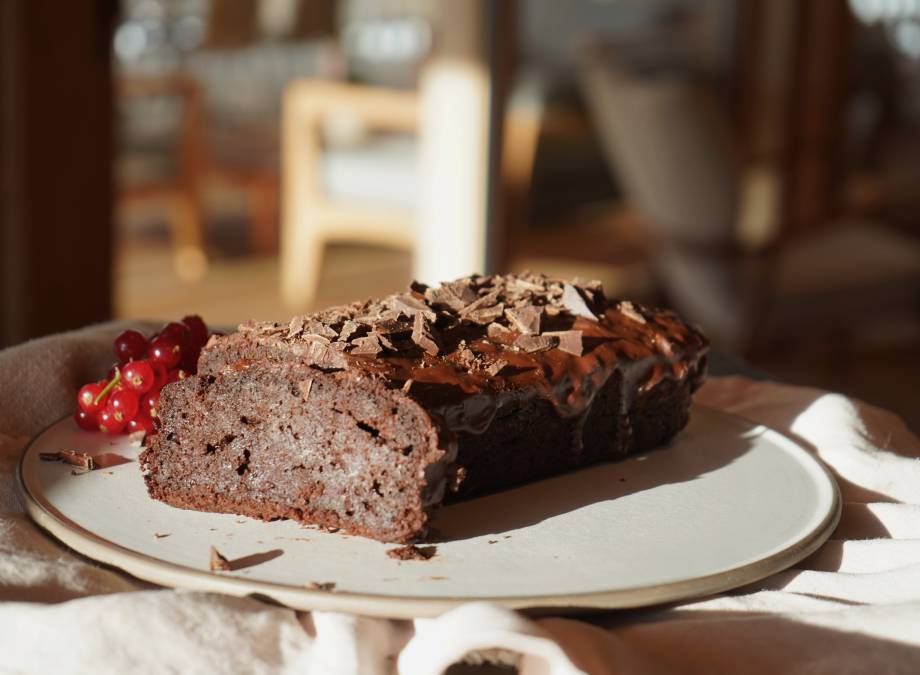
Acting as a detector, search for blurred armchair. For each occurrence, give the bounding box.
[579,43,920,355]
[117,74,208,281]
[116,0,342,280]
[280,80,419,308]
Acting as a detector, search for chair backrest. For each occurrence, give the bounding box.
[579,55,737,246]
[578,47,753,348]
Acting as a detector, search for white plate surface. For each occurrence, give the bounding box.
[18,405,839,618]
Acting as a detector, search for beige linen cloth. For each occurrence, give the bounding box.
[2,322,920,674]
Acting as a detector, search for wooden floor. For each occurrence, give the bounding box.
[115,239,654,328]
[115,240,920,434]
[116,242,413,327]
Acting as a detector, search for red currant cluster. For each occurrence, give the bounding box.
[74,315,216,435]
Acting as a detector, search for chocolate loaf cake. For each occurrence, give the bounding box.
[141,273,708,542]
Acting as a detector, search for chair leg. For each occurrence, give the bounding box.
[248,181,279,255]
[170,193,208,282]
[281,209,325,310]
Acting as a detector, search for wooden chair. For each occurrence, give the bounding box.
[280,80,419,309]
[117,75,208,282]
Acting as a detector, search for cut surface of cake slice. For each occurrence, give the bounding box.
[140,273,708,542]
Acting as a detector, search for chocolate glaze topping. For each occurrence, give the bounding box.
[231,273,709,441]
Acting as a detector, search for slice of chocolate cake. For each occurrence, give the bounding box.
[140,273,708,542]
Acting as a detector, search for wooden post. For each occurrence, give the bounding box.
[414,1,507,284]
[1,1,116,347]
[734,0,851,245]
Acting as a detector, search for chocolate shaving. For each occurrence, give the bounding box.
[465,303,505,325]
[409,280,429,295]
[618,300,647,324]
[305,581,336,591]
[386,544,437,561]
[577,278,603,293]
[40,449,95,471]
[506,277,545,293]
[561,283,597,320]
[353,314,378,327]
[457,348,477,368]
[94,453,133,469]
[154,532,171,539]
[390,294,437,322]
[374,317,414,337]
[486,322,516,344]
[210,546,231,572]
[306,321,338,340]
[424,286,468,312]
[287,315,306,339]
[505,306,542,334]
[444,280,479,305]
[459,290,500,317]
[573,277,604,305]
[543,330,583,356]
[298,378,314,400]
[337,320,360,343]
[322,307,352,325]
[375,332,397,351]
[411,313,440,356]
[350,334,383,356]
[483,358,509,376]
[449,465,467,492]
[514,334,559,353]
[654,333,674,356]
[301,336,348,369]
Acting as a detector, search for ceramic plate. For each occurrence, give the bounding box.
[17,405,839,619]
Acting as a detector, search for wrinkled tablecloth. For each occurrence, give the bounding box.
[2,322,919,674]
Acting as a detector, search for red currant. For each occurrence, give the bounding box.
[109,388,139,422]
[179,345,200,374]
[160,321,191,343]
[98,407,126,434]
[126,413,156,436]
[113,329,148,363]
[182,314,209,348]
[151,362,169,389]
[74,409,98,431]
[77,380,107,413]
[141,390,161,418]
[122,360,155,393]
[147,334,182,369]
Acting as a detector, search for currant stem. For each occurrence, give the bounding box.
[94,368,121,406]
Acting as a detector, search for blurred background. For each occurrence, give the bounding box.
[2,0,920,429]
